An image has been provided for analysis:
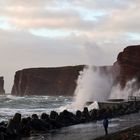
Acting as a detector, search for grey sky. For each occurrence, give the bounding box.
[0,0,140,92]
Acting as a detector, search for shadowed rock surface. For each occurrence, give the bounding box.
[11,65,84,96]
[0,77,5,94]
[11,65,113,96]
[117,45,140,88]
[11,45,140,96]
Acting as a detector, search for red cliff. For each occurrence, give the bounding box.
[116,45,140,88]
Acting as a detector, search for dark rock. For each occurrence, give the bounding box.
[57,110,78,126]
[6,113,22,139]
[30,114,48,131]
[82,107,91,122]
[40,113,49,121]
[21,118,31,137]
[76,110,82,119]
[50,111,59,120]
[0,77,5,94]
[90,109,98,121]
[11,45,140,96]
[31,114,38,120]
[11,65,84,96]
[116,45,140,88]
[76,110,85,123]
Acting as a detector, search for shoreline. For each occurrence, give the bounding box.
[94,124,140,140]
[24,112,140,140]
[0,101,139,140]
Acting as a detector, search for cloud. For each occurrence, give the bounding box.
[0,0,140,92]
[0,0,139,40]
[0,29,88,92]
[0,6,99,30]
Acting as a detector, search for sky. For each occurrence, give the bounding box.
[0,0,140,92]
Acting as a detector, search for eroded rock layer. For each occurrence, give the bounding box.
[117,45,140,88]
[11,45,140,96]
[11,65,84,96]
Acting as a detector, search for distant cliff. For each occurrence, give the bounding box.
[0,77,5,94]
[116,45,140,88]
[11,65,84,96]
[11,45,140,96]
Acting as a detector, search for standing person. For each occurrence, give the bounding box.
[103,116,109,135]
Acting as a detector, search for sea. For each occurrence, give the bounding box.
[0,94,73,122]
[1,94,140,140]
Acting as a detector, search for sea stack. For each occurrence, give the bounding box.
[11,45,140,96]
[11,65,84,96]
[0,76,5,94]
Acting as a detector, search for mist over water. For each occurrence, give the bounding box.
[72,66,113,109]
[72,45,140,110]
[73,67,140,110]
[72,44,115,109]
[0,95,73,122]
[110,79,140,99]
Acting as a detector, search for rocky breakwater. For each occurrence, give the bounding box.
[0,102,139,140]
[11,65,84,96]
[116,45,140,88]
[0,76,5,94]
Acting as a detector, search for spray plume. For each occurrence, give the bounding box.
[110,78,140,99]
[72,44,140,110]
[72,66,113,109]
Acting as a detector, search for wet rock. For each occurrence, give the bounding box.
[90,109,98,121]
[30,114,48,131]
[116,45,140,88]
[11,65,84,96]
[41,113,49,121]
[50,111,59,120]
[6,113,22,139]
[57,110,78,126]
[21,118,31,137]
[76,110,86,123]
[82,107,91,122]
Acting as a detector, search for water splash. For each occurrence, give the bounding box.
[110,78,140,99]
[72,66,113,110]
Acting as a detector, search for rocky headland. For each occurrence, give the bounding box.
[11,65,114,96]
[116,45,140,88]
[0,76,5,94]
[11,45,140,96]
[11,65,84,96]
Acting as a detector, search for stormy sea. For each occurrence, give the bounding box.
[1,94,140,140]
[0,95,73,122]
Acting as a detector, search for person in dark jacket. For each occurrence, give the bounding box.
[103,117,109,135]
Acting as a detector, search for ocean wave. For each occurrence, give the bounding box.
[0,95,73,121]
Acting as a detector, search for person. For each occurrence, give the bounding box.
[103,116,109,135]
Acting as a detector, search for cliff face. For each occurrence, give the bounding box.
[11,65,112,96]
[0,77,5,94]
[11,45,140,96]
[11,65,84,96]
[116,45,140,88]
